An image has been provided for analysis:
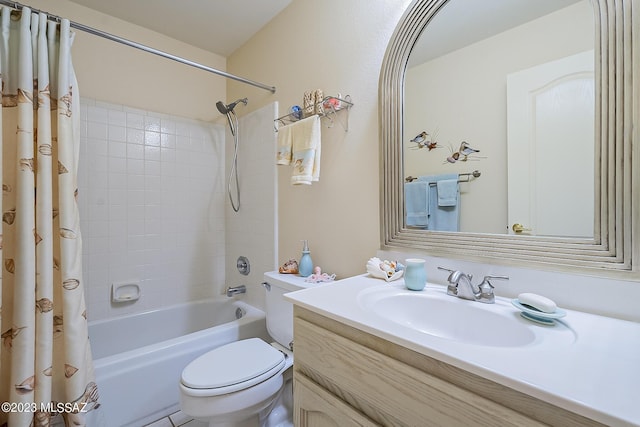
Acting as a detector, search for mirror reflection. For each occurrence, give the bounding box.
[404,0,594,237]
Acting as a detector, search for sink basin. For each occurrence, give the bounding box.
[358,286,537,347]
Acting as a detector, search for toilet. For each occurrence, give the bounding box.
[179,271,313,427]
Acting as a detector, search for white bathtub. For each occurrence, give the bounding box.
[88,299,269,427]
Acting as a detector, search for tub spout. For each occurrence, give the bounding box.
[226,285,246,297]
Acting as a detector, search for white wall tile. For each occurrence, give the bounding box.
[108,110,127,127]
[80,100,276,321]
[144,116,162,133]
[127,159,144,175]
[107,157,126,174]
[161,118,176,135]
[87,105,108,124]
[144,130,161,147]
[127,128,145,145]
[145,145,161,161]
[79,99,225,321]
[109,139,127,157]
[126,112,145,130]
[127,143,144,160]
[87,122,108,140]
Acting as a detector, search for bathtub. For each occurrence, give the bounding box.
[88,299,270,427]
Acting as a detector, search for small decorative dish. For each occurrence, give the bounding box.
[511,299,566,325]
[366,257,404,282]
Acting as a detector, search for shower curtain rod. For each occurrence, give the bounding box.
[0,0,277,93]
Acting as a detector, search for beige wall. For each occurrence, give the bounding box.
[25,0,226,122]
[228,0,413,279]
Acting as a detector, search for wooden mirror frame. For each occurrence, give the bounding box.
[379,0,638,278]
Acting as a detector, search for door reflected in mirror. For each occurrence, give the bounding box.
[403,0,594,237]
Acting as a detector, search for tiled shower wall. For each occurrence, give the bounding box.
[224,103,278,311]
[78,98,226,321]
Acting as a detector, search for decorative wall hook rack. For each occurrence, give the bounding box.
[275,95,353,132]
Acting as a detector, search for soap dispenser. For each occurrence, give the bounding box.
[299,240,313,277]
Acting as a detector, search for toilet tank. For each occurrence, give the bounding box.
[262,271,317,350]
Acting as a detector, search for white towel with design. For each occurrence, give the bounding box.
[290,115,321,185]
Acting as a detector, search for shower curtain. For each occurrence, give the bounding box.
[0,7,98,427]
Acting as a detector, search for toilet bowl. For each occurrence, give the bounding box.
[179,272,312,427]
[179,338,293,427]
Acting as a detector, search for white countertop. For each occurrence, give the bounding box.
[285,274,640,427]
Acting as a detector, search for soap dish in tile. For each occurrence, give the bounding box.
[511,299,566,325]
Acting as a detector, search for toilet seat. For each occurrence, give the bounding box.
[181,338,286,396]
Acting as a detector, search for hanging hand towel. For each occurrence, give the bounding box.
[290,115,321,185]
[405,181,429,227]
[418,174,460,231]
[276,123,293,165]
[436,178,459,207]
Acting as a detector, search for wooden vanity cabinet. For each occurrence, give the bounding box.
[292,306,605,427]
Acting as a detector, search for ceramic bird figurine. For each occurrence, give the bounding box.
[443,141,484,164]
[410,131,428,145]
[458,141,480,157]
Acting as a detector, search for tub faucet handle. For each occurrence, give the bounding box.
[226,285,247,297]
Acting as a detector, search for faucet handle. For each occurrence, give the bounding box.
[437,266,457,284]
[478,275,509,290]
[438,267,460,296]
[437,267,467,281]
[476,275,508,303]
[438,267,473,284]
[482,275,509,284]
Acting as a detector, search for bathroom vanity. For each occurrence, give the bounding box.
[285,275,640,426]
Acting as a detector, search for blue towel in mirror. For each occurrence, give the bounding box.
[416,174,460,231]
[437,179,458,207]
[405,181,429,227]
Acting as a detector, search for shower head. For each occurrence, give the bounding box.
[218,98,248,213]
[216,98,248,115]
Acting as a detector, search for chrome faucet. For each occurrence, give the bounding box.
[226,285,246,297]
[438,267,508,304]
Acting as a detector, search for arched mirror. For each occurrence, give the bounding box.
[380,0,638,277]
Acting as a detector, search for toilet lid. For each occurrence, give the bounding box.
[181,338,285,390]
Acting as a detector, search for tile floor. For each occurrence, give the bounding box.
[144,410,207,427]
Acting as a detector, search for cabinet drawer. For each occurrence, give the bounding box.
[294,374,380,427]
[294,317,545,427]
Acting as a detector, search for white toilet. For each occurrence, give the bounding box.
[179,271,312,427]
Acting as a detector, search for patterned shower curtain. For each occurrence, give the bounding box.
[0,7,98,427]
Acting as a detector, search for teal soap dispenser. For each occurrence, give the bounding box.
[299,240,313,277]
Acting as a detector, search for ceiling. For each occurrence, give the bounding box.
[409,0,583,67]
[67,0,292,57]
[66,0,583,63]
